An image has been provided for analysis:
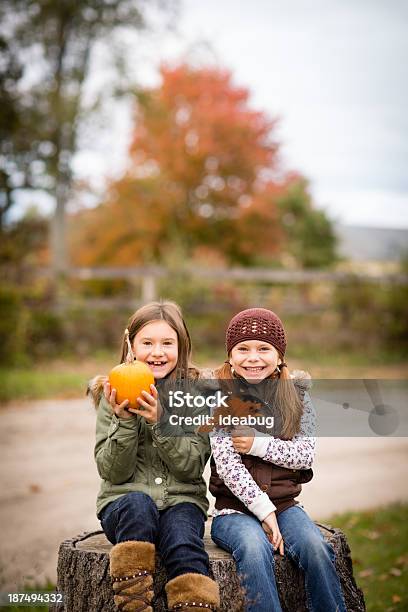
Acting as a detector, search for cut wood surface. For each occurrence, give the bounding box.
[50,524,365,612]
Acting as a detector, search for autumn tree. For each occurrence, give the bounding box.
[73,63,337,268]
[73,65,278,266]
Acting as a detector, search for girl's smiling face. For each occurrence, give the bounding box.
[230,339,280,381]
[132,320,178,379]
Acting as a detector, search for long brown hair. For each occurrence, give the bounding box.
[215,357,303,439]
[119,301,198,381]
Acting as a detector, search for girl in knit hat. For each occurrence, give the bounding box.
[209,308,346,612]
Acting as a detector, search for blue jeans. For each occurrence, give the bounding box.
[211,506,346,612]
[100,492,209,580]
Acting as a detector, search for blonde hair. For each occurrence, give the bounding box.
[119,301,198,381]
[215,357,303,439]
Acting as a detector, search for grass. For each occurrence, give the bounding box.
[0,504,406,610]
[0,368,87,403]
[329,503,408,612]
[0,352,112,404]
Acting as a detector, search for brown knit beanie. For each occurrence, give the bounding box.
[226,308,287,356]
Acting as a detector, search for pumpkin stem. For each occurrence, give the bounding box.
[124,328,136,363]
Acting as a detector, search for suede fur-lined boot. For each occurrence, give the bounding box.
[109,541,155,612]
[165,573,220,612]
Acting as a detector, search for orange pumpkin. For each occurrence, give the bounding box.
[109,361,155,409]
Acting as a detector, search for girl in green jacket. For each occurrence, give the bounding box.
[91,301,219,612]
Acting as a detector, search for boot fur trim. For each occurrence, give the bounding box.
[166,573,220,610]
[110,541,156,577]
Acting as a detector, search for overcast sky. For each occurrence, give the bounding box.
[17,0,407,229]
[165,0,408,228]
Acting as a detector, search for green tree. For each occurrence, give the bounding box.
[0,34,34,230]
[0,207,49,277]
[278,177,338,268]
[0,0,175,275]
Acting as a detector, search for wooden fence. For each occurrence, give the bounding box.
[37,265,408,310]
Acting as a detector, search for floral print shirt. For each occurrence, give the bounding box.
[210,391,316,521]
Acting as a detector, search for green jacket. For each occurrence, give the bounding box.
[94,387,211,519]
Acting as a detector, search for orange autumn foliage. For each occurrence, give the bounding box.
[71,63,302,267]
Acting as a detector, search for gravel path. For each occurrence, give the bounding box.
[0,398,407,591]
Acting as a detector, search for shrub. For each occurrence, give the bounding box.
[0,285,30,365]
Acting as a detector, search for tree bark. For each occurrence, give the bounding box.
[50,523,365,612]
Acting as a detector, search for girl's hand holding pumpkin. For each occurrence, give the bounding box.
[104,380,162,424]
[131,384,163,425]
[231,426,255,454]
[104,381,136,419]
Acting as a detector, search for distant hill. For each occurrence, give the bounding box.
[335,224,408,261]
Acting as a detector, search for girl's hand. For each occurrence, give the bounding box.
[103,381,136,419]
[131,384,163,425]
[262,512,284,556]
[231,426,255,454]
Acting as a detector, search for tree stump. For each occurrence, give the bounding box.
[50,523,365,611]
